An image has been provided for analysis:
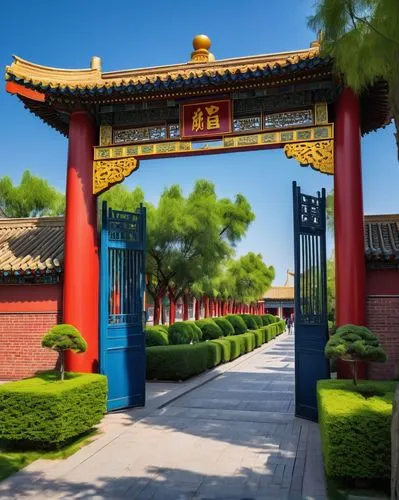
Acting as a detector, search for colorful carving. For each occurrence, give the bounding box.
[284,140,334,174]
[93,158,139,195]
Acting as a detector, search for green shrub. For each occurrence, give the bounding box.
[317,379,395,479]
[185,321,203,341]
[224,336,241,359]
[225,315,247,334]
[249,329,264,347]
[263,324,277,342]
[206,342,221,368]
[252,315,263,328]
[0,373,107,448]
[42,324,87,381]
[210,339,231,362]
[239,314,258,330]
[147,344,211,380]
[234,332,256,353]
[325,324,386,385]
[145,326,169,346]
[168,322,197,345]
[195,319,223,340]
[261,314,277,326]
[213,317,234,336]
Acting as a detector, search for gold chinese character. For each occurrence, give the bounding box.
[205,105,220,130]
[192,108,204,132]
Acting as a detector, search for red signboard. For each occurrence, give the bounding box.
[180,99,232,138]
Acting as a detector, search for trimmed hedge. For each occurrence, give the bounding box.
[147,344,211,380]
[145,326,169,346]
[239,314,258,330]
[252,315,263,329]
[224,336,242,359]
[195,319,223,340]
[168,321,198,345]
[213,317,235,336]
[249,329,264,347]
[225,315,247,334]
[318,379,396,479]
[210,339,231,362]
[261,314,278,326]
[206,342,222,368]
[0,372,107,448]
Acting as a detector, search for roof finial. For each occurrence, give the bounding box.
[190,35,215,63]
[91,56,102,71]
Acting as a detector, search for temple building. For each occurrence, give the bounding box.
[262,270,294,319]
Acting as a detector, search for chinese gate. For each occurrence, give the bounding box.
[100,202,146,410]
[293,182,330,421]
[5,33,390,410]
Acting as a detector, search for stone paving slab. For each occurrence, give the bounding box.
[0,333,327,499]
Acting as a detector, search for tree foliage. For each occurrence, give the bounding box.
[0,170,65,217]
[325,324,386,385]
[309,0,399,156]
[42,324,87,381]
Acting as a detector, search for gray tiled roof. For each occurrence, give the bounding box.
[364,214,399,262]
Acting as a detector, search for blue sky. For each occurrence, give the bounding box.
[0,0,398,285]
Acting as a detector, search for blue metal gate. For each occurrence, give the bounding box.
[100,201,146,411]
[292,182,330,421]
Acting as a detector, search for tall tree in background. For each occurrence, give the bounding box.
[146,180,255,324]
[227,253,275,307]
[0,170,65,217]
[309,0,399,157]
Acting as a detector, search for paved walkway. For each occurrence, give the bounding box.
[0,333,327,499]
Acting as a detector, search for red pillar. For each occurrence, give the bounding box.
[64,111,98,373]
[335,88,365,326]
[169,294,176,325]
[335,88,366,379]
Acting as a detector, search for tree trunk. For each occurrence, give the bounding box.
[350,360,358,386]
[153,294,160,325]
[169,292,176,325]
[59,350,65,381]
[183,293,189,321]
[195,298,200,320]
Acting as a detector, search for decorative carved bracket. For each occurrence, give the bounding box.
[284,140,334,174]
[93,157,139,195]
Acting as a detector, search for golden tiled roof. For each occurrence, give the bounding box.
[263,286,295,300]
[5,46,321,91]
[0,217,64,273]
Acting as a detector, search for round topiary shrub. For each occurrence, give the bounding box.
[195,319,223,340]
[168,322,196,345]
[325,324,387,386]
[145,326,169,347]
[225,315,247,335]
[239,314,258,330]
[185,321,203,342]
[261,314,276,326]
[42,324,87,381]
[252,315,263,328]
[213,317,234,336]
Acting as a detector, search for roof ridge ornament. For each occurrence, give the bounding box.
[189,34,215,63]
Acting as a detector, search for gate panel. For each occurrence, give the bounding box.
[100,202,146,411]
[293,182,330,421]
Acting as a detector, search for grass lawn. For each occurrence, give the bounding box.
[0,429,98,482]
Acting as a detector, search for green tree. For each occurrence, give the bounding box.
[227,253,275,307]
[0,170,65,217]
[100,184,145,212]
[326,189,334,233]
[324,324,386,385]
[309,0,399,157]
[146,180,255,324]
[327,254,336,321]
[41,324,87,381]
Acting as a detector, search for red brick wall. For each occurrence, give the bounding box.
[366,269,399,379]
[0,284,63,380]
